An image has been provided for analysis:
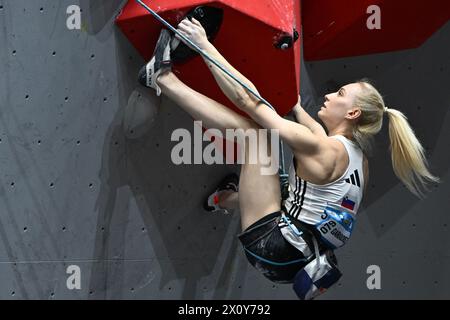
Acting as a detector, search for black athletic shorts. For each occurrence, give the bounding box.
[238,211,322,284]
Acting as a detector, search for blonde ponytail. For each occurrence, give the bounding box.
[353,80,440,199]
[385,107,440,198]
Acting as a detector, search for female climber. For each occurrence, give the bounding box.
[137,18,439,285]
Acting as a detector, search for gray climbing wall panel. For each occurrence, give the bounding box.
[0,0,448,299]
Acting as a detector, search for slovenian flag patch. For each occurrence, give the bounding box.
[341,197,355,211]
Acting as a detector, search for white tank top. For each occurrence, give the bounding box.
[282,135,365,226]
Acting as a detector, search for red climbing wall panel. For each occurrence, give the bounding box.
[302,0,450,61]
[116,0,301,117]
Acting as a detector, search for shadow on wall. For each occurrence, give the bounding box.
[79,0,127,40]
[85,3,245,299]
[0,8,71,299]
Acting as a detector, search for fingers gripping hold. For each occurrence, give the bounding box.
[191,17,203,27]
[175,17,209,51]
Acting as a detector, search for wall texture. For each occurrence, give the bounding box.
[0,0,448,299]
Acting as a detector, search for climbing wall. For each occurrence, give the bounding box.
[0,0,448,300]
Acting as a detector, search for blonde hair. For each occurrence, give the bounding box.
[352,79,440,199]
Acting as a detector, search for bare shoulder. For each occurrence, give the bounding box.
[294,135,343,184]
[294,135,370,187]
